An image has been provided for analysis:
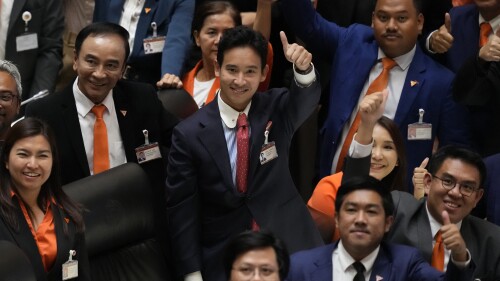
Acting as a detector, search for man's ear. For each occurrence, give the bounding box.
[423,172,433,195]
[260,64,269,83]
[215,60,221,77]
[72,49,78,72]
[384,215,394,233]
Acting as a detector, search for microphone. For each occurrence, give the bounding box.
[11,89,50,127]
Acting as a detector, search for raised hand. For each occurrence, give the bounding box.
[479,28,500,62]
[412,157,429,200]
[355,89,388,145]
[440,210,468,262]
[430,13,454,53]
[156,73,183,89]
[280,31,312,71]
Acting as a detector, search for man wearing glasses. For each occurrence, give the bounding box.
[0,60,21,141]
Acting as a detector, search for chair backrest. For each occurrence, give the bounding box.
[157,88,198,120]
[63,163,170,281]
[0,240,36,281]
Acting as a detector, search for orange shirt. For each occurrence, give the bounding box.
[307,172,343,242]
[14,194,57,272]
[182,42,274,106]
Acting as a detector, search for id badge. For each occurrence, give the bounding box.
[135,142,162,164]
[408,108,432,140]
[143,36,165,54]
[62,250,78,280]
[16,33,38,52]
[260,142,278,165]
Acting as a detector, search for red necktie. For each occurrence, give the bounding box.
[92,105,110,174]
[431,231,445,271]
[236,113,249,193]
[336,58,397,173]
[479,22,492,48]
[452,0,472,6]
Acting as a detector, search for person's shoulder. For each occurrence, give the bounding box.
[450,3,478,17]
[464,214,500,234]
[291,243,336,261]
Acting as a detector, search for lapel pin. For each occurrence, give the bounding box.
[376,275,384,281]
[410,80,418,87]
[145,8,151,14]
[120,110,127,116]
[64,218,70,224]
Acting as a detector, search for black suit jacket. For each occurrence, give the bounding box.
[166,78,324,280]
[0,201,89,281]
[6,0,64,98]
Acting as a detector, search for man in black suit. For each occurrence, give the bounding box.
[166,26,323,281]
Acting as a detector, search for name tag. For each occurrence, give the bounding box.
[16,33,38,52]
[135,142,162,164]
[143,36,165,54]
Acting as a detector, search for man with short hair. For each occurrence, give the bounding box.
[0,60,21,141]
[287,175,475,280]
[166,26,323,281]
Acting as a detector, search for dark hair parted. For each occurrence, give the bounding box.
[224,230,290,280]
[376,116,407,192]
[335,175,394,218]
[192,1,242,35]
[0,118,85,234]
[217,26,268,70]
[428,145,486,188]
[376,0,423,14]
[75,22,130,61]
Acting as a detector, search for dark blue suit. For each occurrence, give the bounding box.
[281,0,471,188]
[484,154,500,226]
[94,0,194,85]
[287,242,474,281]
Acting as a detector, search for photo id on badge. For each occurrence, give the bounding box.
[135,129,162,164]
[260,121,278,165]
[143,36,165,54]
[408,108,432,140]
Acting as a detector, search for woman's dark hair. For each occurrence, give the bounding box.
[224,230,290,280]
[192,1,242,35]
[0,118,85,234]
[376,116,407,192]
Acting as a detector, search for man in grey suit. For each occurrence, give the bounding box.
[344,91,500,281]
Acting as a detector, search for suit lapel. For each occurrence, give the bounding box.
[417,200,433,262]
[107,0,125,23]
[393,46,426,125]
[199,102,234,189]
[113,83,136,162]
[132,0,159,57]
[61,87,91,176]
[9,0,27,34]
[247,97,269,190]
[369,244,392,281]
[311,244,335,280]
[47,204,73,280]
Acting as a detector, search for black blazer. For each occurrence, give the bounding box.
[0,201,89,281]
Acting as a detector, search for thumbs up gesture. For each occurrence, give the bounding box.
[412,157,429,200]
[280,31,313,72]
[479,28,500,62]
[440,210,468,262]
[430,13,454,53]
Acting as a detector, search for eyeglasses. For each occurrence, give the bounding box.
[0,93,18,105]
[232,266,278,280]
[432,175,478,197]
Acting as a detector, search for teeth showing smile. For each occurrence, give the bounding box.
[444,201,459,208]
[23,172,40,177]
[370,163,384,169]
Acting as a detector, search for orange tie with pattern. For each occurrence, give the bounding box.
[335,58,397,173]
[431,230,445,271]
[480,22,492,48]
[92,105,110,174]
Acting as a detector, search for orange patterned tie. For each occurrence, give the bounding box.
[479,22,492,48]
[91,105,110,174]
[431,231,445,271]
[336,58,397,173]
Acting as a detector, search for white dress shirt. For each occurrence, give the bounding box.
[333,240,379,281]
[0,0,14,59]
[119,0,145,55]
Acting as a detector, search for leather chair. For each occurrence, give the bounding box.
[63,163,171,281]
[0,240,36,281]
[157,88,198,120]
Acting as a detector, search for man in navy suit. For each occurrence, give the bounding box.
[287,175,475,280]
[166,26,323,281]
[281,0,471,190]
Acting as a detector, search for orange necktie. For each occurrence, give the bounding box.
[479,22,493,48]
[335,58,397,173]
[431,231,445,271]
[92,105,110,174]
[452,0,472,6]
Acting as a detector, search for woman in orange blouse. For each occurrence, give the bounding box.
[308,116,407,243]
[0,118,89,281]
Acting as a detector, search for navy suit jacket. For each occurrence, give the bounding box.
[483,154,500,226]
[0,201,89,281]
[281,0,471,187]
[94,0,195,84]
[166,79,324,280]
[5,0,64,98]
[287,242,474,281]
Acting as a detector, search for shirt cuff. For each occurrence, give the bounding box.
[451,249,472,268]
[293,63,316,86]
[185,271,203,281]
[348,134,373,158]
[426,31,437,54]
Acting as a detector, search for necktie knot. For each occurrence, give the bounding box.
[480,22,492,47]
[91,104,106,119]
[352,261,365,281]
[381,57,397,70]
[434,230,442,243]
[237,113,248,129]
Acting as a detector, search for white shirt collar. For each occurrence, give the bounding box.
[377,46,416,71]
[217,90,251,129]
[337,240,380,274]
[425,202,463,239]
[479,13,500,33]
[73,77,115,117]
